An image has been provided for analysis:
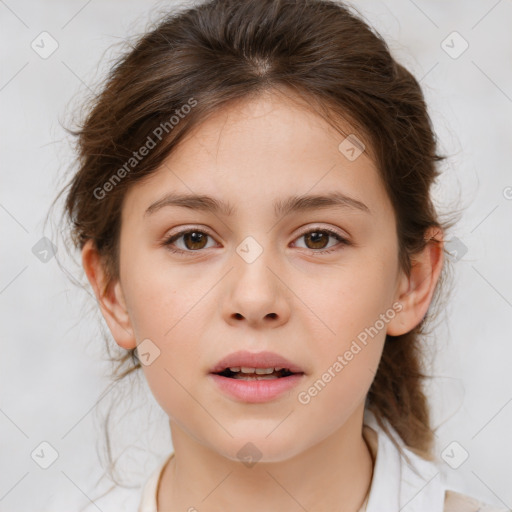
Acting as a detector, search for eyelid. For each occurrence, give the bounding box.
[294,223,348,239]
[164,224,213,237]
[161,225,216,247]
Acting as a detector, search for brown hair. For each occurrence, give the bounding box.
[51,0,460,489]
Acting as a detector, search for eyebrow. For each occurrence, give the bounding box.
[144,191,371,218]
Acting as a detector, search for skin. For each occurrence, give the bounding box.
[82,88,444,511]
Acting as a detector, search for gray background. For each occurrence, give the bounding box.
[1,0,511,510]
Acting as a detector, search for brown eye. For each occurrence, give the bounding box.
[303,231,330,250]
[163,229,215,254]
[293,228,350,254]
[181,231,208,250]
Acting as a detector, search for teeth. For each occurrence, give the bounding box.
[255,368,275,374]
[233,374,279,380]
[229,367,286,374]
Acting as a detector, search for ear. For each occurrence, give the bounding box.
[386,226,444,336]
[81,239,137,350]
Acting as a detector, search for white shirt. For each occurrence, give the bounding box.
[138,408,509,512]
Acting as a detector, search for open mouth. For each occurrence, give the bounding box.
[214,367,301,380]
[209,361,306,402]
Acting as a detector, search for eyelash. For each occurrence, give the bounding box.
[161,226,351,256]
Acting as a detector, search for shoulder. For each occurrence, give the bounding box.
[362,410,509,512]
[444,489,510,512]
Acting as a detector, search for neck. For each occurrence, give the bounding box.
[158,406,374,512]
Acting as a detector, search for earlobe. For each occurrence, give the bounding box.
[386,227,444,337]
[81,239,137,350]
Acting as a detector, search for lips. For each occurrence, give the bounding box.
[209,350,306,403]
[209,350,305,376]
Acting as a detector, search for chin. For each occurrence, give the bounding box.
[212,434,308,465]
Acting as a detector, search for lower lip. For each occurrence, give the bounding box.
[209,373,305,403]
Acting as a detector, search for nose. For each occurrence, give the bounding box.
[222,247,291,329]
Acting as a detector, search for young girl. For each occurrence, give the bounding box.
[58,0,509,510]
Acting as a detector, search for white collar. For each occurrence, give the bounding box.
[363,408,447,511]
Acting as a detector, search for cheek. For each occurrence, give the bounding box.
[139,348,194,418]
[295,254,395,402]
[296,320,385,428]
[122,260,210,409]
[301,258,397,345]
[122,251,199,339]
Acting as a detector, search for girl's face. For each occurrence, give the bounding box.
[96,91,416,462]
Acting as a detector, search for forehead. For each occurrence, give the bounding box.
[122,90,391,222]
[182,89,371,160]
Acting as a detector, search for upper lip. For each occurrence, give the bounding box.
[210,350,305,374]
